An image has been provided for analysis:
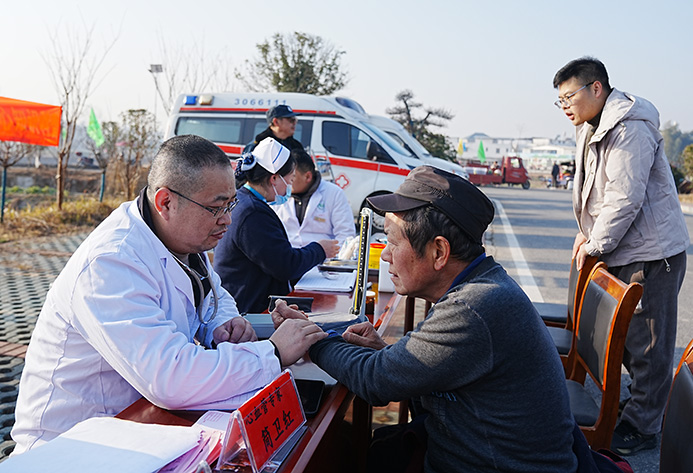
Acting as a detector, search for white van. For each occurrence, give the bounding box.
[164,92,458,227]
[330,96,468,179]
[365,115,469,179]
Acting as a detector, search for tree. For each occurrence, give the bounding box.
[236,32,348,94]
[683,144,693,180]
[0,142,41,222]
[661,121,693,168]
[151,38,233,115]
[419,130,457,161]
[386,90,456,160]
[110,110,160,200]
[43,21,118,209]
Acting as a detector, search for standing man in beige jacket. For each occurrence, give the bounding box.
[553,56,689,455]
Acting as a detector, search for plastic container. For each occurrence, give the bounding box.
[368,243,386,269]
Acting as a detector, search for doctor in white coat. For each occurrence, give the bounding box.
[274,148,355,248]
[11,135,326,455]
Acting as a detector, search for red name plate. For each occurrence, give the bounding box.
[238,370,305,471]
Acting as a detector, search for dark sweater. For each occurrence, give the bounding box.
[250,127,304,152]
[310,256,577,473]
[214,186,325,314]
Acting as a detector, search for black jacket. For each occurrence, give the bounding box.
[244,127,304,154]
[213,186,325,313]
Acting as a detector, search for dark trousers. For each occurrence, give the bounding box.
[609,251,687,435]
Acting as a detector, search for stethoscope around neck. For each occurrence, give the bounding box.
[170,252,219,333]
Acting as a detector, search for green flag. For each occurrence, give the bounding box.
[477,140,486,163]
[87,108,105,147]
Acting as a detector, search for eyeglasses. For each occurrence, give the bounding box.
[554,81,595,109]
[168,188,238,218]
[281,117,298,124]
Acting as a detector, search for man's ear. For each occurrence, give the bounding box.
[154,188,174,220]
[593,81,605,98]
[430,236,451,271]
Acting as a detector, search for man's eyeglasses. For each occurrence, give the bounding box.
[554,82,595,109]
[281,117,298,124]
[168,188,238,218]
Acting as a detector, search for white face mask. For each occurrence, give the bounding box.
[271,175,292,205]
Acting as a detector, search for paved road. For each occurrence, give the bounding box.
[482,184,693,473]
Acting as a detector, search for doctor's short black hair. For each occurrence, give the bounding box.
[292,148,316,174]
[553,56,611,92]
[147,135,231,200]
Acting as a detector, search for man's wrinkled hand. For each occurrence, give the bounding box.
[342,321,388,350]
[271,299,308,329]
[213,316,258,345]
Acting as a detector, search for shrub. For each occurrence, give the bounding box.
[1,196,122,243]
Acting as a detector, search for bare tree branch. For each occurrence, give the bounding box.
[42,20,118,209]
[152,36,235,114]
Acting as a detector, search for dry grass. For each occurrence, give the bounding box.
[0,196,122,243]
[680,194,693,205]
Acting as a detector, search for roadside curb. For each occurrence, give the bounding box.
[681,203,693,216]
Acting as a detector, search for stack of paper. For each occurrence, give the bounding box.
[0,417,201,473]
[158,411,232,473]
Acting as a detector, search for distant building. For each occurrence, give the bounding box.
[453,132,576,171]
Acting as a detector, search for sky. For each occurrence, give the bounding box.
[2,0,692,142]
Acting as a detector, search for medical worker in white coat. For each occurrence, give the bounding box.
[10,135,326,455]
[274,148,355,248]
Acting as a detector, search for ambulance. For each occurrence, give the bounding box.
[164,92,466,228]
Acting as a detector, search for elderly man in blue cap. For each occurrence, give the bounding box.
[273,165,578,473]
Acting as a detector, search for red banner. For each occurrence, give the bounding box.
[0,96,62,147]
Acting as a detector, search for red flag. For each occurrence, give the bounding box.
[0,96,62,147]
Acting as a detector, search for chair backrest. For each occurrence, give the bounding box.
[569,262,643,449]
[659,339,693,473]
[565,255,598,330]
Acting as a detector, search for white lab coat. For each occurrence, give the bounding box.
[11,200,280,454]
[274,180,355,248]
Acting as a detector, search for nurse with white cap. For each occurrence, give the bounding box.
[214,138,339,314]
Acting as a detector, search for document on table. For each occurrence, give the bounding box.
[294,266,356,292]
[0,417,201,473]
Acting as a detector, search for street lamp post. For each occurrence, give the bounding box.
[148,64,163,126]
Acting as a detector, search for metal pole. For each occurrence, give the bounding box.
[1,167,7,223]
[99,170,105,202]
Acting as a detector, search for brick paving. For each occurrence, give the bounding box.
[0,232,88,460]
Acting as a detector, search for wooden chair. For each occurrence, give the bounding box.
[535,255,598,327]
[538,256,598,374]
[659,339,693,472]
[565,262,643,450]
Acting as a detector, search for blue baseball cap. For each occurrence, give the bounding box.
[266,105,300,125]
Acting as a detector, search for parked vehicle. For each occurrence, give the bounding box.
[330,96,468,179]
[165,92,463,229]
[363,114,469,179]
[464,156,530,189]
